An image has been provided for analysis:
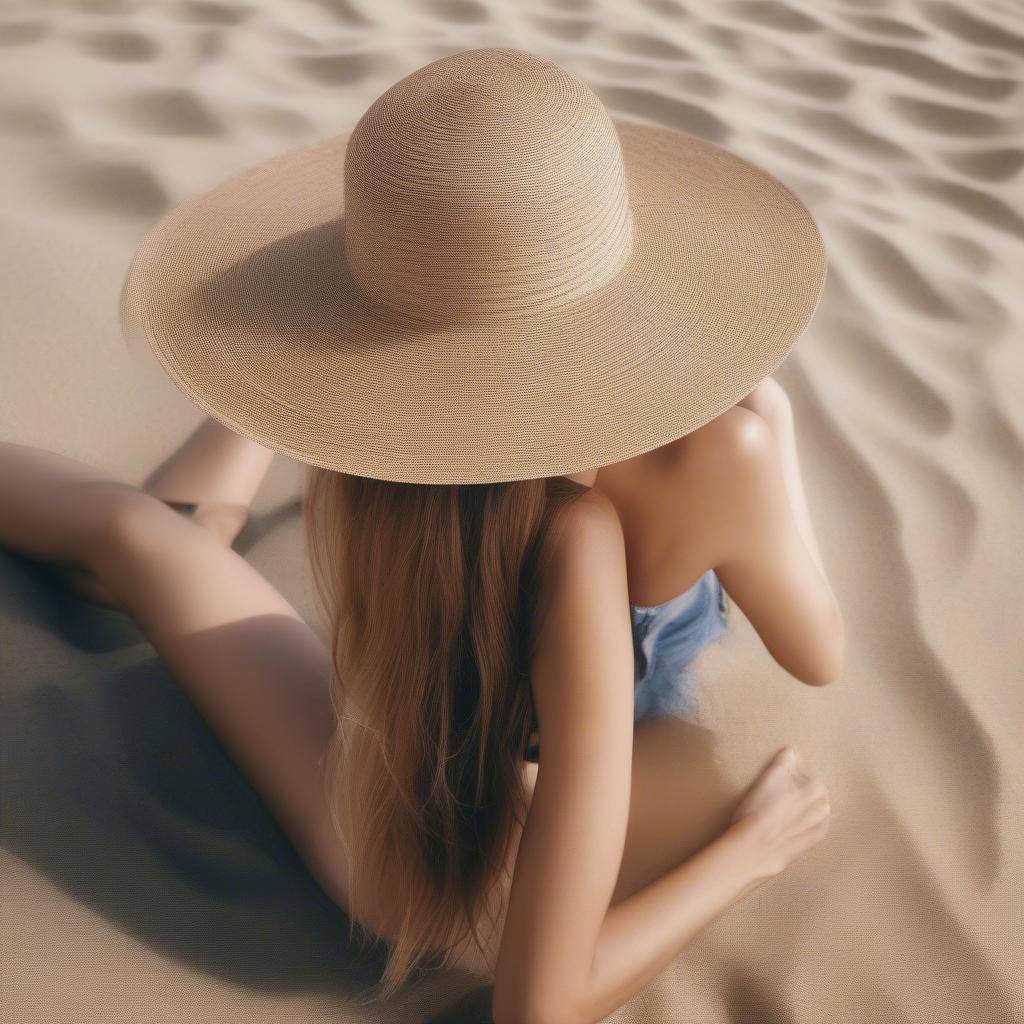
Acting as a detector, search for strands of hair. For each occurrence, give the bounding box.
[302,465,591,1001]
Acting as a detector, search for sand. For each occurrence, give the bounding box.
[1,0,1022,1021]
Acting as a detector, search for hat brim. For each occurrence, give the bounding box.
[120,117,826,484]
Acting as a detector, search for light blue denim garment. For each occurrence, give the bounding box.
[523,569,729,762]
[630,568,729,722]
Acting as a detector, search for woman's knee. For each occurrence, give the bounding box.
[85,486,182,579]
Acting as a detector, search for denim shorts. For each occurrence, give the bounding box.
[524,569,729,762]
[630,568,729,721]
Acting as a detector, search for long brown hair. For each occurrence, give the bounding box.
[302,466,592,1000]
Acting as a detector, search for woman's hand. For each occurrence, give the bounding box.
[727,746,831,893]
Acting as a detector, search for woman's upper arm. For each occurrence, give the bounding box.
[492,494,635,1024]
[703,407,843,686]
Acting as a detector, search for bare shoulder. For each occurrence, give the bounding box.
[679,404,776,473]
[545,485,623,582]
[531,488,630,691]
[653,405,776,564]
[685,404,791,538]
[675,406,781,501]
[540,488,626,610]
[558,487,624,546]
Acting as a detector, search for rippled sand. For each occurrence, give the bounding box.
[1,1,1022,1021]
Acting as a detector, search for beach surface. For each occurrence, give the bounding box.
[1,0,1022,1021]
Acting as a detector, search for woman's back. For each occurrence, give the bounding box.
[444,413,745,979]
[322,403,843,985]
[332,430,709,970]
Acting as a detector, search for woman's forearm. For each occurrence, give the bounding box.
[577,824,762,1024]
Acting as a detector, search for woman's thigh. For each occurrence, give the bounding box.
[91,491,340,883]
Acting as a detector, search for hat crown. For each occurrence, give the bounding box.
[342,47,635,322]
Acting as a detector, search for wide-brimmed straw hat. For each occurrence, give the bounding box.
[120,46,826,485]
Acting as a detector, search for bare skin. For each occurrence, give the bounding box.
[488,381,842,1021]
[0,375,841,1021]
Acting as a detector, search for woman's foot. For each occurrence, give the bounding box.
[144,418,274,548]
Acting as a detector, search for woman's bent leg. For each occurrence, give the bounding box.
[0,442,140,569]
[0,442,345,905]
[91,494,337,861]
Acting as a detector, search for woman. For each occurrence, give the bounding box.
[1,47,843,1023]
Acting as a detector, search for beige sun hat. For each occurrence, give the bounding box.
[120,46,826,486]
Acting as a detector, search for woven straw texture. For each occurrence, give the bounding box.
[120,47,826,484]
